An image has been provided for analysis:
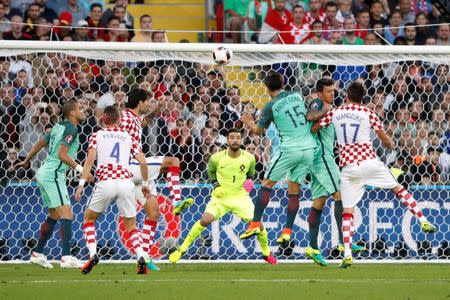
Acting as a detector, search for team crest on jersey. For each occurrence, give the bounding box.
[311,102,319,109]
[240,164,246,172]
[65,135,73,144]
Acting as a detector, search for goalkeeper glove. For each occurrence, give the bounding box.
[243,179,254,193]
[212,182,225,198]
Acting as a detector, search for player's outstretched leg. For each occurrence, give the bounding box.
[30,216,57,269]
[256,228,277,265]
[394,186,436,234]
[240,186,272,239]
[81,222,100,274]
[170,217,209,263]
[340,212,354,269]
[163,159,193,215]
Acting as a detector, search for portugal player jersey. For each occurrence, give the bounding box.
[208,149,255,197]
[309,98,335,158]
[319,103,383,167]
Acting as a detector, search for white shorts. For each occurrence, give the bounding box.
[340,159,398,208]
[130,156,164,203]
[88,179,137,218]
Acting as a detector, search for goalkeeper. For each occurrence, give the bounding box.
[169,128,277,264]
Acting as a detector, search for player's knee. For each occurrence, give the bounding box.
[312,198,326,210]
[164,156,179,168]
[123,218,137,232]
[261,179,275,189]
[200,214,214,227]
[145,197,160,221]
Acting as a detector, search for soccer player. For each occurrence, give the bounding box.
[16,100,88,269]
[75,106,151,275]
[305,78,366,266]
[120,89,192,265]
[312,81,436,268]
[239,71,317,246]
[168,128,276,264]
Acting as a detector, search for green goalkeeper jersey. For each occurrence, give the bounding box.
[38,120,79,179]
[309,98,335,157]
[258,91,316,152]
[208,149,256,197]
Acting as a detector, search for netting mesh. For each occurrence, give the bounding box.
[0,44,449,262]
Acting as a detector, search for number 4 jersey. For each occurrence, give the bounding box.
[88,128,140,181]
[258,91,316,152]
[319,103,383,167]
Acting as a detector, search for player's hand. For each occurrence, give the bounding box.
[75,186,84,202]
[322,101,332,112]
[212,186,225,198]
[240,113,254,125]
[87,174,95,183]
[142,185,151,198]
[243,179,254,193]
[15,160,29,170]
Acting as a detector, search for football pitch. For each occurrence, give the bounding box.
[0,263,449,300]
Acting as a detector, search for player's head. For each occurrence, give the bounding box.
[316,78,334,104]
[126,88,150,115]
[346,81,365,104]
[62,99,85,123]
[227,128,242,152]
[263,71,284,93]
[103,105,120,126]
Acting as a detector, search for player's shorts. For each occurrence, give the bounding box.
[205,193,254,222]
[264,149,315,184]
[310,154,341,200]
[340,159,398,208]
[87,179,137,218]
[130,156,164,201]
[36,170,70,209]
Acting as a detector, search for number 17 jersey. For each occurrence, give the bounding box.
[258,91,316,152]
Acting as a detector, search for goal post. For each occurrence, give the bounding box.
[0,41,449,263]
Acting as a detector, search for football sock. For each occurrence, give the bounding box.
[180,221,205,252]
[342,213,354,258]
[142,220,157,254]
[334,200,344,244]
[285,193,299,230]
[256,228,270,257]
[129,228,145,258]
[59,219,72,256]
[167,166,181,205]
[253,187,271,222]
[34,216,57,254]
[308,207,322,249]
[83,222,97,257]
[396,187,427,223]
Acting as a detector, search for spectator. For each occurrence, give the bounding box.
[113,4,134,40]
[304,0,326,25]
[410,147,443,185]
[328,30,343,44]
[100,0,133,30]
[72,19,91,41]
[369,0,388,27]
[323,1,341,40]
[2,0,22,20]
[364,32,381,45]
[335,0,354,24]
[35,0,58,23]
[222,86,243,131]
[0,2,11,34]
[307,20,328,44]
[53,11,73,40]
[384,11,404,44]
[23,3,42,38]
[424,36,437,45]
[398,0,415,25]
[9,55,33,89]
[278,5,310,44]
[436,24,449,46]
[385,79,414,119]
[414,12,433,45]
[55,0,88,25]
[342,17,364,45]
[97,16,126,42]
[245,0,272,43]
[85,2,103,40]
[404,23,417,45]
[152,30,166,43]
[6,147,33,182]
[34,17,51,40]
[429,108,447,134]
[258,0,292,44]
[131,14,152,43]
[3,15,33,40]
[207,70,227,106]
[365,65,390,96]
[224,0,250,43]
[355,8,370,39]
[190,98,208,138]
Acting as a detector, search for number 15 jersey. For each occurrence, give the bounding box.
[258,91,316,152]
[319,103,383,167]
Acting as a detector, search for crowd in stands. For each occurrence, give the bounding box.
[0,0,449,187]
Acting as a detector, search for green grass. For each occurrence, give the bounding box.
[0,263,449,300]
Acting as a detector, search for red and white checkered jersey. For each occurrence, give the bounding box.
[119,109,143,152]
[88,127,139,181]
[319,103,383,167]
[304,9,327,25]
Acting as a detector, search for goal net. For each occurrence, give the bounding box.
[0,41,449,263]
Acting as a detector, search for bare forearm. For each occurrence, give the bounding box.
[135,153,149,182]
[307,109,329,121]
[24,140,46,163]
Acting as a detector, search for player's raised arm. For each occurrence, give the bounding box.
[15,137,48,169]
[311,109,333,133]
[240,113,265,135]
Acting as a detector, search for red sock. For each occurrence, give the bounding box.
[167,166,181,204]
[142,220,157,254]
[396,187,427,222]
[342,213,353,258]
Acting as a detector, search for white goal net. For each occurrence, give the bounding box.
[0,41,449,262]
